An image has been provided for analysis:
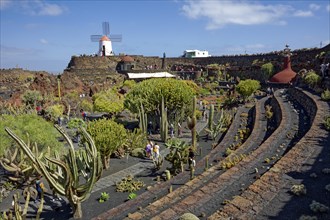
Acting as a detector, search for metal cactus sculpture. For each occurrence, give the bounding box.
[5,125,102,219]
[187,96,197,149]
[160,96,168,142]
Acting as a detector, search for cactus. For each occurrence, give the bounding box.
[205,108,225,142]
[153,155,164,171]
[3,191,35,220]
[165,170,171,181]
[208,104,214,130]
[5,125,102,219]
[165,139,190,174]
[187,96,197,149]
[0,137,42,186]
[138,103,147,135]
[160,96,168,142]
[204,157,209,171]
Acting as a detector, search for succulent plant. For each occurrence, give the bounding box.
[187,96,197,149]
[290,184,307,196]
[5,125,102,219]
[310,200,329,213]
[160,96,168,142]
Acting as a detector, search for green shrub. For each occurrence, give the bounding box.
[130,148,145,158]
[86,119,127,169]
[0,113,63,156]
[304,71,321,87]
[45,104,65,120]
[67,118,86,129]
[321,89,330,101]
[195,109,202,120]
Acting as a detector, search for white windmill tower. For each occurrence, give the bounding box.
[90,22,122,56]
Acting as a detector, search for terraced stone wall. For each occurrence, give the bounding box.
[287,88,317,125]
[209,89,325,219]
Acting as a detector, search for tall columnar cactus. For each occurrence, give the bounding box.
[138,103,147,135]
[5,125,102,219]
[160,96,168,142]
[208,104,214,130]
[187,96,197,149]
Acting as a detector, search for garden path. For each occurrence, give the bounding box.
[91,120,208,194]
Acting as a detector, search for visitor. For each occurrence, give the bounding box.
[35,175,46,203]
[170,123,174,138]
[177,122,182,137]
[188,148,195,169]
[147,121,153,135]
[153,142,160,159]
[145,141,152,159]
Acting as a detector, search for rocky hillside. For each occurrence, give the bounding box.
[0,69,85,104]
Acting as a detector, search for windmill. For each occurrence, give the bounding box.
[90,22,122,56]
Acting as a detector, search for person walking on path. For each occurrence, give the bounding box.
[177,122,182,137]
[145,141,152,159]
[188,148,195,169]
[35,175,46,203]
[170,123,174,138]
[153,142,160,159]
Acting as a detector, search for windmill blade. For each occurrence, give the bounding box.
[110,34,122,42]
[91,35,102,42]
[102,22,110,36]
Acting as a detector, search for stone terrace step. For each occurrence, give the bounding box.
[208,88,328,220]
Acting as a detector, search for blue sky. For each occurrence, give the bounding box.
[1,0,329,73]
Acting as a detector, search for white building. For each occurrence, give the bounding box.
[183,50,210,58]
[98,36,113,56]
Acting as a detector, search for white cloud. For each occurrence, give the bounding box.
[4,0,67,16]
[40,39,48,44]
[181,0,291,29]
[293,10,313,17]
[309,4,320,11]
[327,4,330,12]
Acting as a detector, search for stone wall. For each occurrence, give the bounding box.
[287,87,316,125]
